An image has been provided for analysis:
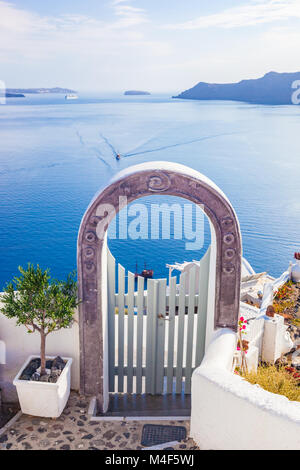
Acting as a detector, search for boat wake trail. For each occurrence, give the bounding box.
[122,131,164,157]
[76,128,241,168]
[76,130,112,169]
[123,132,240,158]
[99,132,119,158]
[76,130,85,147]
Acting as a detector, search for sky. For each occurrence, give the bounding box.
[0,0,300,92]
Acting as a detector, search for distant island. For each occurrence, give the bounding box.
[124,90,151,96]
[173,72,300,105]
[5,92,25,98]
[6,87,76,95]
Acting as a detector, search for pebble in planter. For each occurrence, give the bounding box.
[21,355,66,383]
[0,263,79,417]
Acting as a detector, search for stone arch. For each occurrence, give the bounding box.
[77,162,242,408]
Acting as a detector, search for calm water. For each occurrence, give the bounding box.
[0,92,299,289]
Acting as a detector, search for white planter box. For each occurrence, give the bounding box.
[13,355,72,418]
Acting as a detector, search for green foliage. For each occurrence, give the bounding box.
[242,364,300,402]
[0,263,79,336]
[291,318,300,327]
[273,300,295,314]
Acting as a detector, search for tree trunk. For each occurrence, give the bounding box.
[40,331,46,376]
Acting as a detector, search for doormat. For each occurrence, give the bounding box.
[141,424,186,446]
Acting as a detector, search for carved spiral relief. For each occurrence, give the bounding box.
[84,261,96,274]
[148,173,171,192]
[225,248,235,260]
[84,247,95,259]
[222,264,235,274]
[84,231,97,243]
[223,233,235,245]
[221,216,234,228]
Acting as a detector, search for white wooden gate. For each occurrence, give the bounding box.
[107,247,211,395]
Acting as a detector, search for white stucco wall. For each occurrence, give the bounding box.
[191,328,300,450]
[262,314,293,363]
[0,305,80,403]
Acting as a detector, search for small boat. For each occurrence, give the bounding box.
[65,94,78,100]
[135,262,153,279]
[140,268,154,279]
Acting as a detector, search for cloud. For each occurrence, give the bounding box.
[0,0,147,35]
[0,1,52,33]
[111,0,131,4]
[0,0,153,58]
[112,4,148,28]
[0,1,171,89]
[165,0,300,30]
[1,0,299,91]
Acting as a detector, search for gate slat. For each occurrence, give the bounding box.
[175,272,186,394]
[166,276,177,394]
[117,264,125,392]
[184,266,196,394]
[195,246,211,367]
[127,271,135,393]
[151,281,159,395]
[136,276,144,394]
[145,279,157,394]
[107,249,116,393]
[156,279,167,394]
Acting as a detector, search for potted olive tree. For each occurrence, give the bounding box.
[0,264,79,418]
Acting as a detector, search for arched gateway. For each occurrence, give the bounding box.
[77,162,242,412]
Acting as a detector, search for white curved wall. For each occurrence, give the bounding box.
[191,329,300,450]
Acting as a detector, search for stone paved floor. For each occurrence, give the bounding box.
[0,392,199,450]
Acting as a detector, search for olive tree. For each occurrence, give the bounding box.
[0,264,79,376]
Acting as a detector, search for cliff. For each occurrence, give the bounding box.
[173,72,300,105]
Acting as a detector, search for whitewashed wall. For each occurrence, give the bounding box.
[191,329,300,450]
[0,305,80,402]
[243,268,292,362]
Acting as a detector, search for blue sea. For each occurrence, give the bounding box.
[0,92,299,289]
